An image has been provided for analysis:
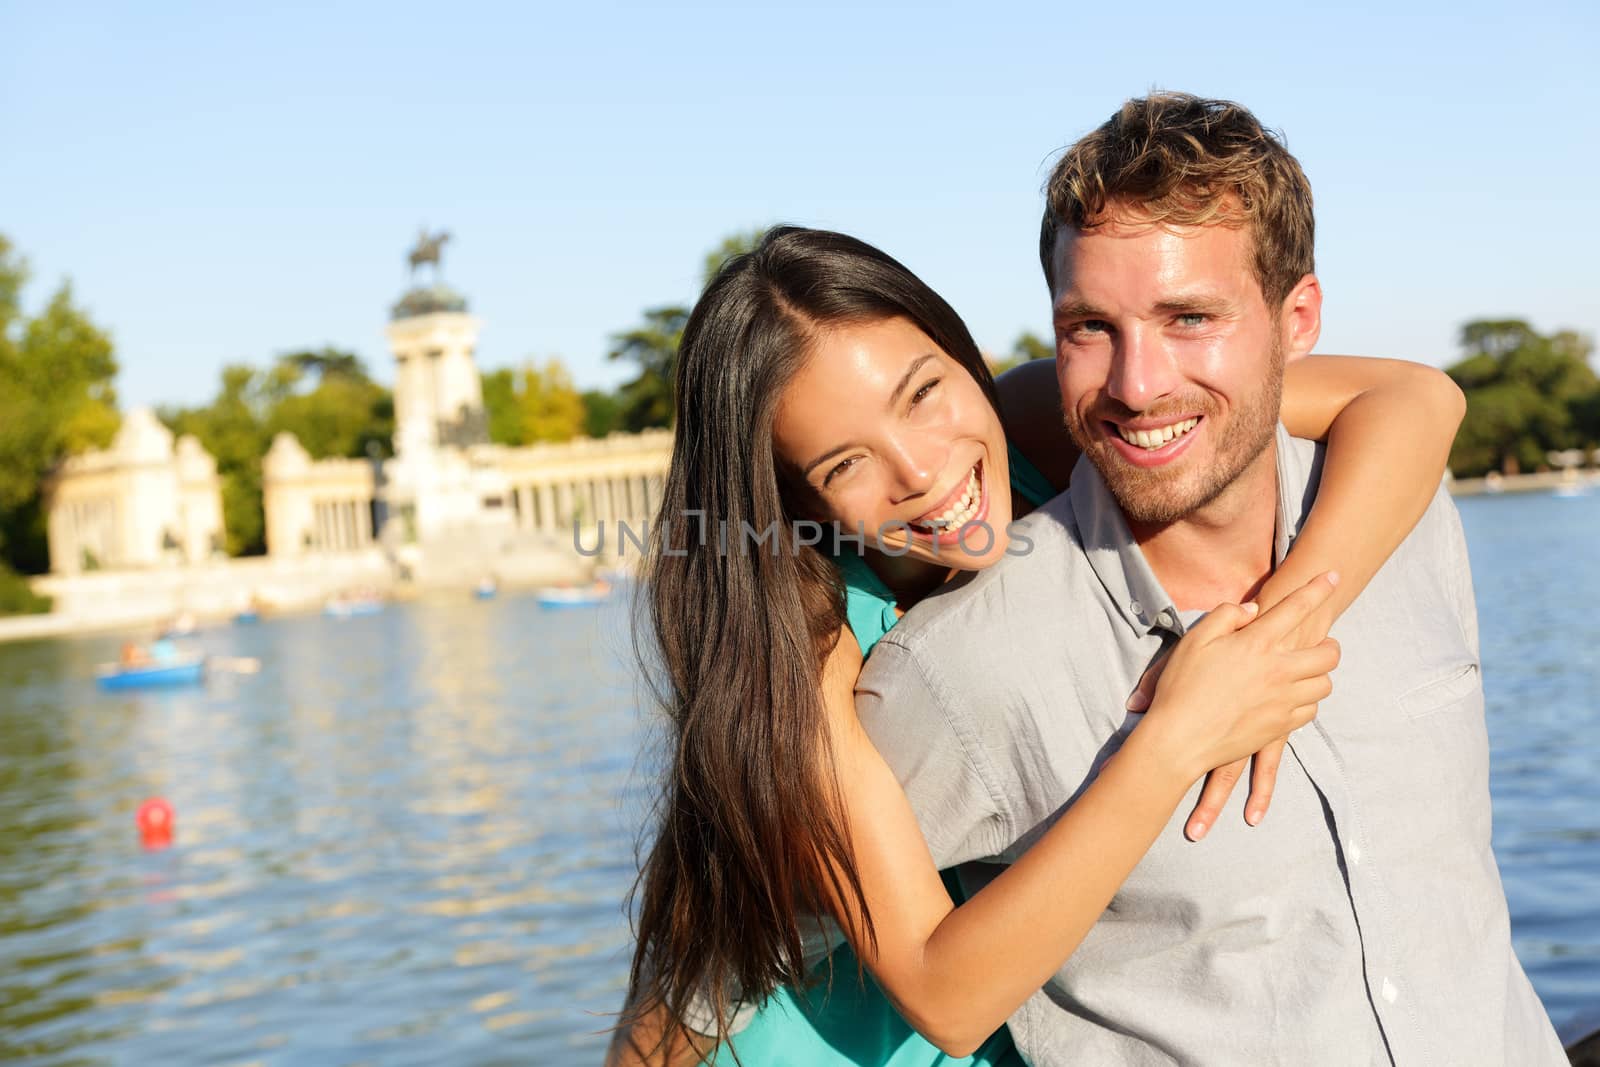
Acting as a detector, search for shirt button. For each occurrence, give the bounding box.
[1347,840,1362,866]
[1381,978,1399,1004]
[1156,610,1174,628]
[1129,600,1144,617]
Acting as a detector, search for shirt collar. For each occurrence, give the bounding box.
[1067,423,1312,639]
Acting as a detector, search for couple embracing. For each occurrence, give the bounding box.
[608,93,1566,1066]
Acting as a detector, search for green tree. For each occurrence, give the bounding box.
[702,228,767,287]
[607,230,769,433]
[580,389,622,437]
[519,359,586,442]
[481,360,586,444]
[482,367,523,445]
[0,234,120,592]
[608,306,687,432]
[1446,319,1598,477]
[265,348,393,460]
[989,330,1054,375]
[161,365,271,556]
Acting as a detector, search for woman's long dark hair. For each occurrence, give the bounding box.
[624,227,999,1058]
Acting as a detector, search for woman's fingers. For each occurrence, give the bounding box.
[1249,572,1340,643]
[1186,738,1291,840]
[1185,758,1247,841]
[1289,673,1335,708]
[1244,739,1285,826]
[1284,637,1341,680]
[1185,601,1258,644]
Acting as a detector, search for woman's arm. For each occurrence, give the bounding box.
[1273,354,1466,631]
[605,1000,709,1067]
[1102,355,1464,836]
[821,578,1341,1057]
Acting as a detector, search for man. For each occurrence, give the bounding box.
[854,93,1565,1064]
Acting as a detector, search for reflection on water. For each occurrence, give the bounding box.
[0,594,650,1064]
[1,492,1597,1064]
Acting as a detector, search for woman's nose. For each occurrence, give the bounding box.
[886,436,941,502]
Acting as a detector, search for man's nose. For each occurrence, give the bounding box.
[1106,326,1180,410]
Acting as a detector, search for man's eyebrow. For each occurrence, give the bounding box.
[1052,299,1105,322]
[1153,295,1234,316]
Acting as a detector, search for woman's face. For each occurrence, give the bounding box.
[772,316,1012,572]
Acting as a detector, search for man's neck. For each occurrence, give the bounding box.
[1128,441,1280,613]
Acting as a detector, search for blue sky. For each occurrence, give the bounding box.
[4,1,1597,410]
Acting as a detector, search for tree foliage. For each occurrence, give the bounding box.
[608,306,688,432]
[606,230,768,433]
[988,330,1054,375]
[161,348,394,556]
[481,359,586,445]
[0,234,120,592]
[580,389,622,438]
[266,348,394,461]
[1446,319,1598,477]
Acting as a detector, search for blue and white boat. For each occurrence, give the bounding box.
[324,595,385,618]
[536,583,612,609]
[96,654,206,691]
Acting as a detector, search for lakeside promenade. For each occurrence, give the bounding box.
[3,470,1593,646]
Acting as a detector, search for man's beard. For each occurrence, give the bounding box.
[1070,340,1285,527]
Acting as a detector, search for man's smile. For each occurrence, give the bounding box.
[1103,415,1204,468]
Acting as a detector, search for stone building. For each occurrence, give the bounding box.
[43,408,225,574]
[259,251,671,581]
[40,238,673,585]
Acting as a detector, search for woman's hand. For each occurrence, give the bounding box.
[1136,573,1342,798]
[1128,656,1298,841]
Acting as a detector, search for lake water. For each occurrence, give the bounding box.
[1,490,1597,1064]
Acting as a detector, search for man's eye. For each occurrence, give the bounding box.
[1070,320,1110,339]
[911,378,941,405]
[1176,313,1207,327]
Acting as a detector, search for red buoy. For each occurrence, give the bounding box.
[136,796,175,850]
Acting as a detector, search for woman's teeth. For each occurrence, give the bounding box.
[1117,417,1199,451]
[917,465,981,530]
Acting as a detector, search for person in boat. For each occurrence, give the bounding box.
[846,94,1564,1062]
[605,148,1506,1065]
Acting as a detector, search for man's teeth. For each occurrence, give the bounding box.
[1117,417,1199,451]
[919,466,981,529]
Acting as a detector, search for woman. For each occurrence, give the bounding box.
[610,228,1465,1065]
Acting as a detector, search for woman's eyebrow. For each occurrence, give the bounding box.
[801,353,939,479]
[803,441,858,479]
[888,353,937,410]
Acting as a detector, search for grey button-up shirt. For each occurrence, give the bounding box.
[855,426,1564,1066]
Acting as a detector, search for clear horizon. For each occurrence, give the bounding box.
[4,1,1597,411]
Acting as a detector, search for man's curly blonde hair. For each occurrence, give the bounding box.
[1039,92,1315,310]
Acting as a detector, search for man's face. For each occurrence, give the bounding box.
[1049,210,1296,526]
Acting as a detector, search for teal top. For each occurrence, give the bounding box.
[706,445,1056,1067]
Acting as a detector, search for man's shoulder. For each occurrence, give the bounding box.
[868,495,1095,664]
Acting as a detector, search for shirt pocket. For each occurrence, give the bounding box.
[1398,661,1480,720]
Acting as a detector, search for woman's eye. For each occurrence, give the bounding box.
[911,377,941,405]
[823,456,858,487]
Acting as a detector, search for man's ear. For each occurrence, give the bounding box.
[1280,274,1322,362]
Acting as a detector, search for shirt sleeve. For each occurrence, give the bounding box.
[853,635,1014,868]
